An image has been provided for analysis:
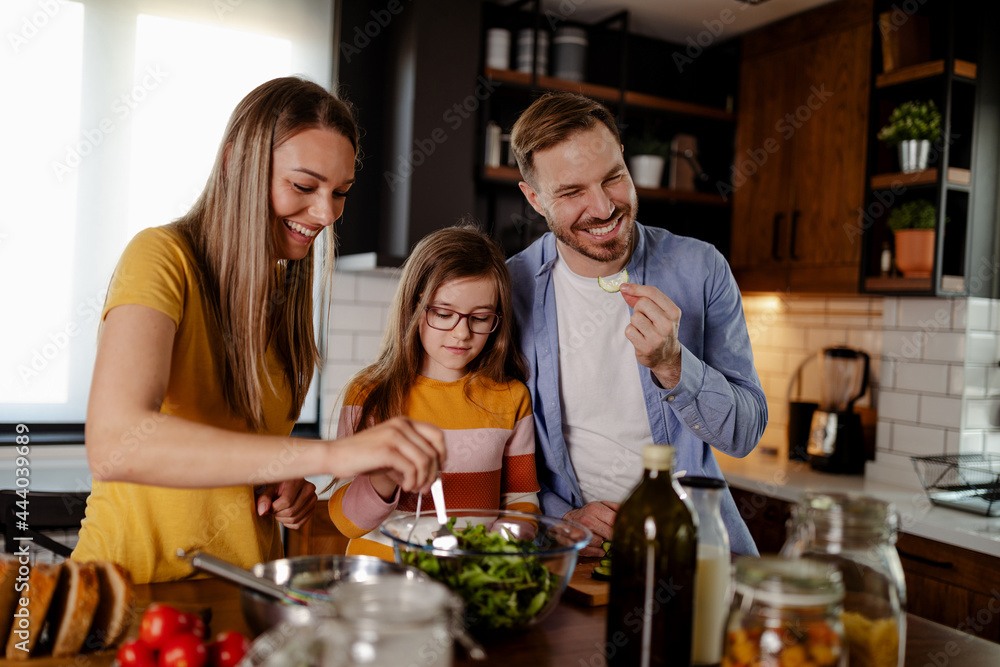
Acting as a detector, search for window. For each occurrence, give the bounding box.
[1,0,335,437]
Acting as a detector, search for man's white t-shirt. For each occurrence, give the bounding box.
[552,250,655,504]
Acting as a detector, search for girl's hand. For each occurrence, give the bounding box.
[255,479,318,529]
[328,417,446,493]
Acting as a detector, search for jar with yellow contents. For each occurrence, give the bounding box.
[723,556,846,667]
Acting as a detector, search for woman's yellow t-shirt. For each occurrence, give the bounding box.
[72,224,294,583]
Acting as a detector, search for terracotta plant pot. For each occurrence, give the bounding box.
[893,229,935,278]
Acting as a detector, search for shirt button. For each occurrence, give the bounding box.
[667,396,675,402]
[693,424,701,430]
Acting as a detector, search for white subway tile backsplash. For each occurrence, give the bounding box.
[891,423,946,456]
[951,299,967,330]
[897,297,953,330]
[955,429,983,454]
[847,329,883,357]
[882,297,898,328]
[806,329,848,350]
[330,272,357,299]
[988,366,1000,397]
[354,334,383,362]
[966,332,998,364]
[962,365,986,397]
[882,330,923,360]
[985,432,1000,455]
[918,395,963,428]
[965,398,1000,429]
[357,273,401,303]
[894,362,949,395]
[967,298,992,330]
[784,298,827,313]
[876,419,892,451]
[326,334,354,362]
[771,327,808,350]
[831,315,874,328]
[329,303,384,332]
[921,332,966,363]
[881,358,895,391]
[880,391,920,421]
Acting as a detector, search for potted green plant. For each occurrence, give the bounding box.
[627,135,671,188]
[877,100,942,173]
[887,199,936,278]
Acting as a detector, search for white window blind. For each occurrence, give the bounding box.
[1,0,335,426]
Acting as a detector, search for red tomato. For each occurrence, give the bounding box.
[182,612,206,639]
[158,633,207,667]
[117,638,157,667]
[208,630,250,667]
[140,603,189,649]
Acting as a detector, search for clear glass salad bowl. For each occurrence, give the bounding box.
[380,509,591,633]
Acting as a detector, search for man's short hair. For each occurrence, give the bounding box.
[510,92,621,187]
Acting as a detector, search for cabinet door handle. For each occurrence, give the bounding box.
[771,213,784,261]
[789,210,801,261]
[897,547,954,570]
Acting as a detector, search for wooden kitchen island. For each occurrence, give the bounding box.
[29,577,1000,666]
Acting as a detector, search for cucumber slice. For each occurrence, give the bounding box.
[592,565,612,581]
[599,558,612,568]
[597,268,629,293]
[601,540,613,554]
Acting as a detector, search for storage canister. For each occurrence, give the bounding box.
[516,28,548,76]
[485,28,510,70]
[782,492,906,667]
[553,26,587,81]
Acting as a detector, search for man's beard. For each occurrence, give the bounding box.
[546,201,636,263]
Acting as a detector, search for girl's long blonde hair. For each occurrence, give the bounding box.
[350,223,526,430]
[177,77,359,432]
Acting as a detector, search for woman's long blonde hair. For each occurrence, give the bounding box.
[177,77,359,432]
[350,224,526,430]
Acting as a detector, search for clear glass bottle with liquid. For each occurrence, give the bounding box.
[781,492,906,667]
[723,556,847,666]
[679,477,732,667]
[607,444,697,667]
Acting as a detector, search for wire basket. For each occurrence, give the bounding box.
[911,454,1000,517]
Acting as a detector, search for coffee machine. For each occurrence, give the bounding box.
[807,346,870,474]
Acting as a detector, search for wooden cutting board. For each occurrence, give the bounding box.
[564,558,609,606]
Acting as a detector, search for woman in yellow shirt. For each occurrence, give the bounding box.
[73,77,446,583]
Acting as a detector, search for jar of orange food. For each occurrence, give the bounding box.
[722,556,846,667]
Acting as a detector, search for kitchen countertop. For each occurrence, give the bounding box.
[716,450,1000,558]
[30,577,1000,666]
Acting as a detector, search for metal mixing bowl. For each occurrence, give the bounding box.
[240,554,425,635]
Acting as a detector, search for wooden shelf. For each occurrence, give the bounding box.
[864,276,932,291]
[482,166,728,206]
[864,274,965,293]
[634,186,730,207]
[870,167,971,190]
[484,68,734,122]
[875,59,977,88]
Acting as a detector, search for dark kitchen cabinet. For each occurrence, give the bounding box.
[730,0,872,293]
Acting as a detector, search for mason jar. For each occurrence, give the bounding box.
[782,492,906,667]
[723,556,847,667]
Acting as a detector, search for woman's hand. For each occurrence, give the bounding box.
[327,417,446,494]
[254,479,317,529]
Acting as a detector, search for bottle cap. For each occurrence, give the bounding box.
[642,444,674,471]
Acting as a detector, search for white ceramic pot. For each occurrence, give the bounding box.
[629,155,666,189]
[898,139,931,173]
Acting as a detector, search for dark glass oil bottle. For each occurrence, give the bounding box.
[607,445,697,667]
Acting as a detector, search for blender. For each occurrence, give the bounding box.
[807,346,870,474]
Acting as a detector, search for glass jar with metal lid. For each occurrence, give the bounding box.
[723,556,847,667]
[782,492,906,667]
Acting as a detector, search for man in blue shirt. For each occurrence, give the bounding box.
[507,92,765,556]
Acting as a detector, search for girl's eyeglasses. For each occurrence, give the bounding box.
[424,307,500,334]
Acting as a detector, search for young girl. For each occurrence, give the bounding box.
[73,77,445,584]
[328,225,540,560]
